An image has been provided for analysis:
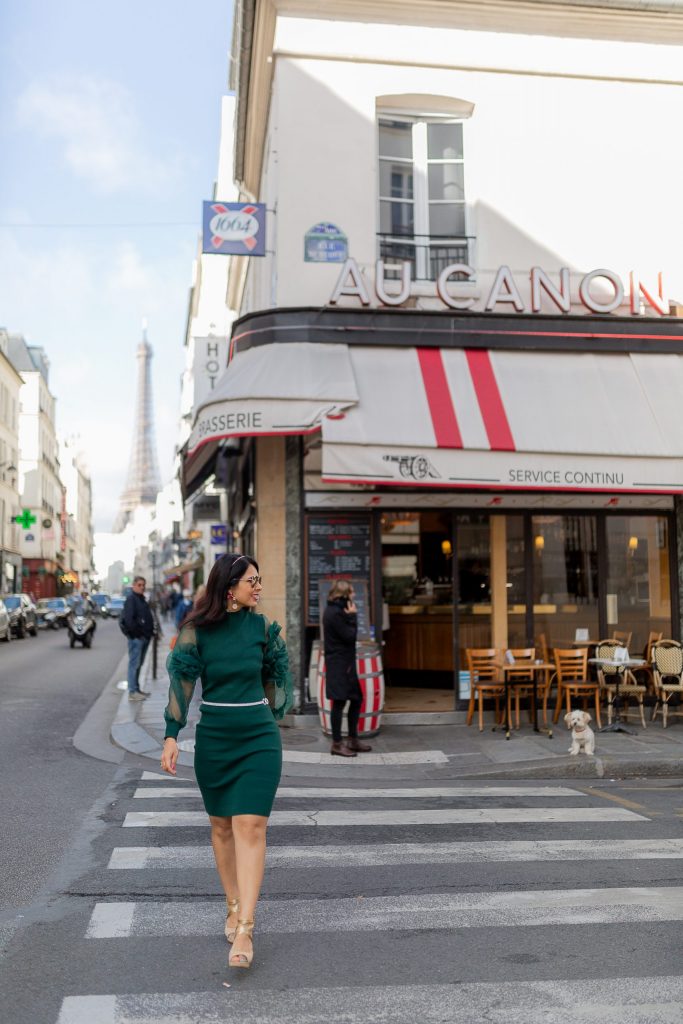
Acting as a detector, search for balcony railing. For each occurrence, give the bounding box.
[378,233,473,282]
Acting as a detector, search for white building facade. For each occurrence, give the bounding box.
[8,335,65,598]
[60,437,95,592]
[183,1,683,712]
[0,329,22,594]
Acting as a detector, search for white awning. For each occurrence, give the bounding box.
[188,342,358,456]
[320,347,683,493]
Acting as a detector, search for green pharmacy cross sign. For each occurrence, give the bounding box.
[15,509,37,530]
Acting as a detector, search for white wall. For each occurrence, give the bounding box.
[240,17,683,314]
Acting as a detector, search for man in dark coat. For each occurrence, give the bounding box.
[322,581,372,757]
[120,575,155,700]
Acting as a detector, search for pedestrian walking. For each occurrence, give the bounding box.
[120,575,154,700]
[160,553,293,969]
[322,580,372,757]
[174,589,193,630]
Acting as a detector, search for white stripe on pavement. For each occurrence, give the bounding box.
[121,806,645,827]
[86,886,683,937]
[107,837,683,870]
[139,772,181,781]
[132,784,587,800]
[55,978,683,1024]
[283,749,448,765]
[173,743,450,765]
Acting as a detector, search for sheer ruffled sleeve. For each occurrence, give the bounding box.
[164,623,202,739]
[262,619,294,721]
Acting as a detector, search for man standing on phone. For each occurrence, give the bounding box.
[322,580,372,757]
[120,576,154,700]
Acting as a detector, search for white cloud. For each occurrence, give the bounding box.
[15,74,179,194]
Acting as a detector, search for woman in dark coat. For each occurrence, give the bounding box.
[322,580,372,757]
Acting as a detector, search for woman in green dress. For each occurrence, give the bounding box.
[160,553,293,969]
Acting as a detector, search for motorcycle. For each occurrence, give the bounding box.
[67,602,96,648]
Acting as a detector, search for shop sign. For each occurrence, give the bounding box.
[304,222,348,263]
[192,335,229,407]
[210,523,227,545]
[202,202,266,256]
[329,258,671,317]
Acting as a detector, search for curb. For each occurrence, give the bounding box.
[72,651,129,764]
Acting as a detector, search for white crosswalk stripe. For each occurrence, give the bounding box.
[57,773,679,1023]
[132,784,588,799]
[56,977,683,1024]
[107,837,683,870]
[85,886,683,937]
[122,806,645,827]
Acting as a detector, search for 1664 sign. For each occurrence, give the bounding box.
[329,258,671,317]
[202,201,266,256]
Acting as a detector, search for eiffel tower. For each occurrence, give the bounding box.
[113,320,162,532]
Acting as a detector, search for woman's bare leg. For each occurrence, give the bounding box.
[230,814,268,962]
[209,816,239,932]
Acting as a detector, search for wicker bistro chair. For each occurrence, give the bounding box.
[651,640,683,728]
[466,648,505,732]
[503,648,536,730]
[595,640,647,729]
[552,647,602,729]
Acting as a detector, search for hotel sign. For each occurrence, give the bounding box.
[329,258,671,316]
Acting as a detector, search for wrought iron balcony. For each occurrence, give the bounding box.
[377,233,474,282]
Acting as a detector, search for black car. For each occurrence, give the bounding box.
[3,594,38,638]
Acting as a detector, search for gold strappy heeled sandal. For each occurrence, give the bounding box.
[224,898,240,943]
[229,919,254,969]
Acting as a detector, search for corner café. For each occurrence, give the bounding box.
[183,260,683,716]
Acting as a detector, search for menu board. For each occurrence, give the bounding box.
[306,514,372,637]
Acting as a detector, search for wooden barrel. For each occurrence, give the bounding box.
[317,642,385,737]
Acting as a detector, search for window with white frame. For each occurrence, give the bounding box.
[378,115,469,280]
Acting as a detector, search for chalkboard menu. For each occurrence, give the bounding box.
[306,514,372,637]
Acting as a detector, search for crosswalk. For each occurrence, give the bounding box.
[56,769,683,1023]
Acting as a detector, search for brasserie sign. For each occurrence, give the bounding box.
[329,258,670,316]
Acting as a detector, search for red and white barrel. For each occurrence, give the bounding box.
[317,642,385,737]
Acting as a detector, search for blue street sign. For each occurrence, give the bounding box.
[202,201,266,256]
[304,222,348,263]
[210,523,228,545]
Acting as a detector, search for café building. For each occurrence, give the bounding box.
[182,0,683,715]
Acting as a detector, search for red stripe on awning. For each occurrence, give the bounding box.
[465,349,515,451]
[417,348,462,448]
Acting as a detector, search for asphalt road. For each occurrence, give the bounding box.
[0,617,126,944]
[1,689,683,1024]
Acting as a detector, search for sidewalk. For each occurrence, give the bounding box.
[109,644,683,781]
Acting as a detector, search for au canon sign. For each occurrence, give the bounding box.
[329,258,671,316]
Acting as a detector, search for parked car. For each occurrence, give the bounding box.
[35,597,70,629]
[0,598,11,642]
[91,592,111,616]
[107,595,125,618]
[3,594,38,638]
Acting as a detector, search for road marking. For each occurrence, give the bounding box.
[85,887,683,937]
[121,806,646,828]
[55,978,683,1024]
[131,784,587,800]
[108,837,683,870]
[139,771,181,781]
[577,786,653,813]
[282,749,448,765]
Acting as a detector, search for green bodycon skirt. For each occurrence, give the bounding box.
[194,702,282,817]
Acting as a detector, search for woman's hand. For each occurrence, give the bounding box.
[161,737,179,775]
[344,601,357,615]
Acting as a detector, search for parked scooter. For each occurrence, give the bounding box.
[67,600,96,648]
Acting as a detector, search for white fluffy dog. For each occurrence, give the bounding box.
[564,710,595,756]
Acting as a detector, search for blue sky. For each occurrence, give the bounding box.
[0,0,233,529]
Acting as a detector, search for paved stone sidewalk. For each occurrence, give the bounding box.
[109,637,683,781]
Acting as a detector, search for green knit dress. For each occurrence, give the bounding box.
[163,610,293,818]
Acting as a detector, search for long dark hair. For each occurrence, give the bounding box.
[182,553,259,629]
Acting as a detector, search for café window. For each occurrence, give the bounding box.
[378,115,469,281]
